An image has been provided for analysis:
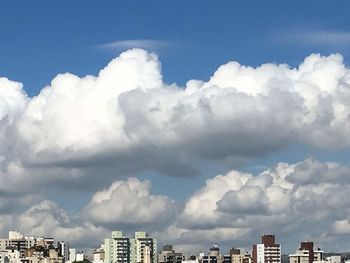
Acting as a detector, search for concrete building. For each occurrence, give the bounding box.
[289,249,310,263]
[324,256,341,263]
[58,241,69,261]
[0,251,9,263]
[143,246,151,263]
[130,232,157,263]
[313,249,323,263]
[8,232,23,241]
[202,245,224,263]
[104,231,130,263]
[230,248,251,263]
[0,231,66,263]
[103,231,157,263]
[76,252,84,262]
[158,245,184,263]
[93,245,105,263]
[252,235,281,263]
[289,241,326,263]
[69,248,77,263]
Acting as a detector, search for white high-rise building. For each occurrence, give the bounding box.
[130,232,157,263]
[103,231,156,263]
[104,231,130,263]
[69,248,77,263]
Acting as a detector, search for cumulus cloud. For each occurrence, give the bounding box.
[2,50,350,252]
[0,200,108,249]
[1,159,350,253]
[85,177,176,229]
[161,158,350,252]
[0,178,173,249]
[1,50,350,190]
[0,77,27,171]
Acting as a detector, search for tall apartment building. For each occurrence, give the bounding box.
[130,232,157,263]
[252,235,281,263]
[104,231,130,263]
[69,248,77,263]
[103,231,157,263]
[158,245,184,263]
[289,241,324,263]
[58,241,69,261]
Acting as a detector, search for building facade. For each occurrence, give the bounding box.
[252,235,281,263]
[158,245,184,263]
[103,231,156,263]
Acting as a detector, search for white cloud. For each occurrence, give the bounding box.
[163,158,350,252]
[286,30,350,46]
[0,198,108,249]
[2,50,350,252]
[98,40,169,52]
[1,159,350,252]
[0,49,350,193]
[0,77,27,170]
[85,177,176,228]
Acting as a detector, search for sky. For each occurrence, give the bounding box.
[1,0,350,255]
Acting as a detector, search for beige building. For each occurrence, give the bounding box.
[230,248,251,263]
[158,245,184,263]
[289,249,310,263]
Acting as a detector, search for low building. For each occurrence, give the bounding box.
[202,245,224,263]
[158,245,184,263]
[93,245,105,263]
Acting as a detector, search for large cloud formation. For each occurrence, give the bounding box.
[1,50,350,252]
[1,160,350,253]
[159,158,350,253]
[2,50,350,186]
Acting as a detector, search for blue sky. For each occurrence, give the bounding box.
[2,0,350,96]
[2,0,350,253]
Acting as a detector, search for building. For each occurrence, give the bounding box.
[0,251,9,263]
[158,245,184,263]
[252,235,281,263]
[58,241,69,261]
[103,231,156,263]
[324,256,341,263]
[202,245,224,263]
[93,245,105,263]
[130,232,157,263]
[104,231,130,263]
[230,248,251,263]
[69,248,77,263]
[76,252,84,262]
[289,241,325,263]
[0,231,68,263]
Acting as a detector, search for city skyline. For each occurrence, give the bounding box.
[0,230,347,262]
[1,0,350,255]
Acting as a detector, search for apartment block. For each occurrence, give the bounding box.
[158,245,184,263]
[252,235,281,263]
[103,231,156,263]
